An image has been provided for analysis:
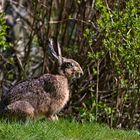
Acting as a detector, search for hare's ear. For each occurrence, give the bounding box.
[57,41,63,65]
[48,38,62,65]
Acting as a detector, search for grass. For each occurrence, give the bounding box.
[0,119,139,140]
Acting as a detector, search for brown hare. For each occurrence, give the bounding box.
[0,39,83,121]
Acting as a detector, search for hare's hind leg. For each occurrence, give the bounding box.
[7,100,35,120]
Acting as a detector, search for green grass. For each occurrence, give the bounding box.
[0,119,139,140]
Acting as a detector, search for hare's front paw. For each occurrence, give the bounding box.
[48,114,58,121]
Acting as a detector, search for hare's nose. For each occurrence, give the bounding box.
[78,71,83,77]
[80,69,84,76]
[76,71,83,78]
[80,72,83,77]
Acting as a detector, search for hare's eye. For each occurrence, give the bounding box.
[65,62,73,68]
[61,62,73,70]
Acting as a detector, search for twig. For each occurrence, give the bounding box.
[105,0,114,22]
[0,53,9,63]
[48,18,97,29]
[96,60,100,121]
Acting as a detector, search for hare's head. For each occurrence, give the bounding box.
[48,39,83,79]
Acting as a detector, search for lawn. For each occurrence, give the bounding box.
[0,119,139,140]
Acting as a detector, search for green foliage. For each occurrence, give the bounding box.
[0,13,10,50]
[96,0,140,73]
[95,0,140,86]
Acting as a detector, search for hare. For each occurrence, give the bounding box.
[0,39,83,121]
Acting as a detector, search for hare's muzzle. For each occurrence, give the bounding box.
[75,69,84,78]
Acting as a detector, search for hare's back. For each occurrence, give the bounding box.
[8,74,67,101]
[7,74,55,102]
